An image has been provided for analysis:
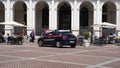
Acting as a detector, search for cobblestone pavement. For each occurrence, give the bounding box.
[0,42,120,68]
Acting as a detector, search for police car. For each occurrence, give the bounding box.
[38,30,77,48]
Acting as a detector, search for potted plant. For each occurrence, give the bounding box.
[83,31,90,47]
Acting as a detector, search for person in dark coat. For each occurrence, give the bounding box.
[30,30,35,42]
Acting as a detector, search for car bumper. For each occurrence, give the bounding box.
[62,40,77,45]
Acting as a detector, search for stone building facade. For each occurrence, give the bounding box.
[0,0,120,37]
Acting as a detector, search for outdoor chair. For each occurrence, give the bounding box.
[94,37,107,46]
[77,37,84,46]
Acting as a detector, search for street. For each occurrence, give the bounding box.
[0,42,120,68]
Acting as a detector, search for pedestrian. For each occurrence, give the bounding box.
[5,33,10,43]
[30,30,35,42]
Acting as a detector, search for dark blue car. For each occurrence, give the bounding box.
[38,30,77,48]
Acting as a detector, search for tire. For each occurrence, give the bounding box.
[71,44,76,48]
[56,41,62,48]
[38,40,43,47]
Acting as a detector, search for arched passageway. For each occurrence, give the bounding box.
[79,1,94,36]
[102,1,116,34]
[13,1,27,35]
[35,1,49,35]
[0,2,5,35]
[57,2,71,30]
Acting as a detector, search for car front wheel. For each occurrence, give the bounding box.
[38,40,43,47]
[56,41,62,48]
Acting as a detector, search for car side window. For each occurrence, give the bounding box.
[52,32,57,35]
[48,33,52,36]
[58,33,62,36]
[46,32,53,36]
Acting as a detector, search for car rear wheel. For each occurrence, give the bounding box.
[38,40,43,47]
[56,41,62,48]
[71,44,76,48]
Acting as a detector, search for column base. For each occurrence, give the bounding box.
[5,28,12,35]
[27,28,33,36]
[71,30,79,37]
[117,30,120,36]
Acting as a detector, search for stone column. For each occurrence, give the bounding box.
[5,0,10,21]
[93,8,100,37]
[71,0,79,36]
[5,0,13,35]
[54,8,57,30]
[27,0,33,35]
[93,0,102,37]
[49,6,52,30]
[49,0,57,31]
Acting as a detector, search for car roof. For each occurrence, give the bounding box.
[54,30,71,32]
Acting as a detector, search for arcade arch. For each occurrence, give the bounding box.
[13,1,27,34]
[79,1,94,35]
[35,1,49,35]
[57,2,71,30]
[102,1,116,24]
[102,1,116,34]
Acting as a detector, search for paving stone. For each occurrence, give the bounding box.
[0,43,119,68]
[0,49,15,53]
[0,55,20,62]
[103,60,120,68]
[35,48,87,54]
[1,51,57,58]
[38,54,114,65]
[75,51,120,58]
[101,47,120,52]
[0,59,86,68]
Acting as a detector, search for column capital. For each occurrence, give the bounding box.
[71,8,74,10]
[94,9,96,11]
[5,8,7,10]
[49,8,52,10]
[27,8,29,10]
[117,9,119,11]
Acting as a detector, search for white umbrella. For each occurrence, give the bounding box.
[0,21,26,27]
[0,21,27,42]
[91,22,117,28]
[91,22,117,36]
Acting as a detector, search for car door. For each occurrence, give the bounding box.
[43,32,55,45]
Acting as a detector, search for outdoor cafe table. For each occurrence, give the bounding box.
[8,36,23,45]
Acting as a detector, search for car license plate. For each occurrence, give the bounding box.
[70,41,75,43]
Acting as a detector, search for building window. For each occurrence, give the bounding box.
[42,7,49,28]
[80,7,88,29]
[102,14,107,22]
[102,4,107,12]
[59,3,71,30]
